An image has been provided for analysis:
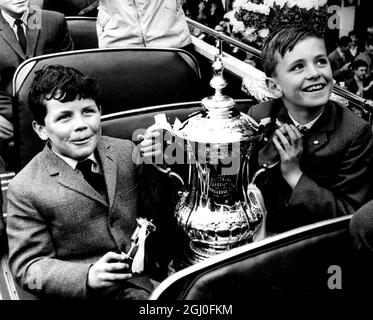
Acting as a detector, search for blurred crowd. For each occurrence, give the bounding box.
[181,0,261,66]
[181,0,373,117]
[326,25,373,116]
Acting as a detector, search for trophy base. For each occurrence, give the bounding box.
[184,239,251,265]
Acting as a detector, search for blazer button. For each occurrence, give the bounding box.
[313,140,319,145]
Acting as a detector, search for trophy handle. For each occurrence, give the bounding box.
[251,160,279,185]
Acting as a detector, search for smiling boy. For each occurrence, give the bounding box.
[6,65,168,299]
[248,26,373,233]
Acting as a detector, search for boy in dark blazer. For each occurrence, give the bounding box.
[6,65,169,299]
[248,26,373,234]
[0,0,73,169]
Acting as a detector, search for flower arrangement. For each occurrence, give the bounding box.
[230,0,329,48]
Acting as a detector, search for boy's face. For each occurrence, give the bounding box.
[269,37,333,113]
[355,66,367,80]
[33,97,101,161]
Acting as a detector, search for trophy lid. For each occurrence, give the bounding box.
[175,50,258,144]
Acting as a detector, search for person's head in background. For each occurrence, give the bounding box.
[352,60,368,81]
[0,0,29,18]
[29,64,102,161]
[337,36,352,55]
[348,30,358,46]
[261,25,333,118]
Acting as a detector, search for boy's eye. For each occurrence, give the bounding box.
[316,58,328,66]
[57,113,71,121]
[291,64,303,71]
[83,108,97,114]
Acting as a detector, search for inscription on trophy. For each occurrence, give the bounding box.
[209,174,235,198]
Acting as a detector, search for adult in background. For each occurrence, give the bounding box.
[0,0,73,171]
[97,0,192,50]
[355,37,373,81]
[348,30,362,59]
[327,36,353,84]
[345,60,373,99]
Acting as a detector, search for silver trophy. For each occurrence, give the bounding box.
[151,49,267,263]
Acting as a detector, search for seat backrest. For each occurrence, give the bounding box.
[12,48,203,170]
[65,17,98,50]
[150,215,371,300]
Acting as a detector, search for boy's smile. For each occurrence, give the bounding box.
[271,37,333,115]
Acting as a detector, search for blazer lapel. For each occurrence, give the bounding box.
[97,139,118,209]
[0,12,27,59]
[26,9,41,57]
[274,100,335,154]
[43,145,108,207]
[26,22,39,58]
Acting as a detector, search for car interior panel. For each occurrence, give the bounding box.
[150,215,371,300]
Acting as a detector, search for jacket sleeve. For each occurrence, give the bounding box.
[6,182,92,299]
[287,121,373,228]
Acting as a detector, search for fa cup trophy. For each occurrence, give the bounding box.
[151,48,267,264]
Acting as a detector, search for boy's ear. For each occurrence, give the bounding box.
[266,77,283,98]
[32,120,48,141]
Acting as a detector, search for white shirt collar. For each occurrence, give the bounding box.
[287,110,324,130]
[1,9,28,28]
[51,147,100,173]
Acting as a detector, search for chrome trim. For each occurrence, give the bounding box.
[0,255,19,300]
[187,18,261,58]
[100,99,254,122]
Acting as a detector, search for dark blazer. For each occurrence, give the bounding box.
[0,8,73,120]
[6,136,168,299]
[248,99,373,233]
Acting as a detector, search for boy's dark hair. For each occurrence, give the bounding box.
[261,25,324,77]
[352,59,368,70]
[29,64,100,125]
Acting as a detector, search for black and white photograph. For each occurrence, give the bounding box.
[0,0,372,316]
